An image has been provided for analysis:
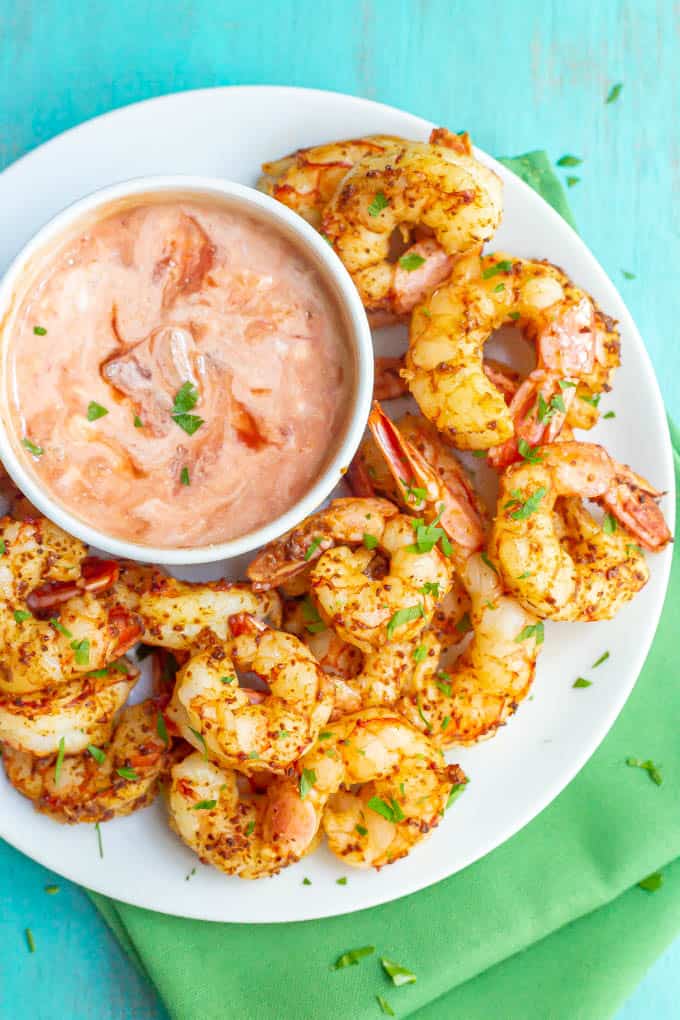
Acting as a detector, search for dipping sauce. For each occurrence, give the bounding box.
[6,196,353,547]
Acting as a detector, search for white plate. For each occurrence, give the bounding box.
[0,86,673,923]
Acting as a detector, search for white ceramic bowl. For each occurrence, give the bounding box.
[0,176,374,564]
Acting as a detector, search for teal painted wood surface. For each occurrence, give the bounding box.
[1,1,678,1018]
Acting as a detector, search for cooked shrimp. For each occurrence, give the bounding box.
[168,613,333,773]
[370,355,522,406]
[322,139,503,321]
[0,516,142,695]
[404,252,619,454]
[138,575,282,649]
[3,699,172,824]
[266,709,466,869]
[259,128,473,231]
[399,553,540,745]
[310,511,453,653]
[247,497,399,591]
[489,441,672,620]
[168,752,319,879]
[0,659,138,757]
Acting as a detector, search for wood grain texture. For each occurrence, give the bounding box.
[0,1,678,1017]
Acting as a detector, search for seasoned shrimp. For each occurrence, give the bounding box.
[310,512,453,653]
[259,128,473,231]
[0,515,142,695]
[138,575,282,649]
[168,613,333,773]
[489,442,672,620]
[267,709,466,869]
[404,252,619,454]
[168,752,319,879]
[322,139,502,321]
[3,699,172,824]
[247,497,399,591]
[0,659,137,757]
[398,554,540,745]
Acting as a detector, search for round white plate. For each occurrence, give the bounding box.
[0,86,673,923]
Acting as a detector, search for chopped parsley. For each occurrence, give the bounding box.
[386,603,424,639]
[220,675,236,684]
[50,618,73,638]
[419,581,440,598]
[245,820,255,836]
[368,191,389,217]
[482,259,513,279]
[381,957,417,986]
[171,381,204,436]
[481,550,498,574]
[156,713,169,747]
[602,411,616,419]
[87,401,108,422]
[602,513,617,535]
[95,822,104,858]
[33,325,47,336]
[592,651,610,668]
[402,479,428,504]
[192,799,217,810]
[638,872,663,892]
[493,282,505,292]
[336,877,348,886]
[377,996,395,1016]
[455,611,472,634]
[189,727,208,760]
[44,885,60,895]
[180,466,190,486]
[416,697,432,731]
[70,638,90,666]
[25,928,36,954]
[579,392,601,408]
[248,751,260,760]
[436,674,452,697]
[22,437,43,457]
[556,154,582,167]
[573,677,592,688]
[408,507,446,553]
[515,621,545,645]
[446,782,467,810]
[622,270,636,280]
[537,393,565,423]
[399,253,426,272]
[116,766,139,781]
[412,644,427,663]
[87,745,106,764]
[606,82,623,104]
[356,824,368,837]
[559,379,577,389]
[54,737,66,786]
[0,540,4,554]
[505,486,547,521]
[363,533,378,550]
[302,877,312,885]
[13,609,32,623]
[304,535,323,561]
[331,945,375,970]
[367,796,404,823]
[626,757,663,785]
[133,415,143,428]
[299,767,317,799]
[508,311,521,321]
[517,438,542,463]
[301,595,326,634]
[566,176,580,187]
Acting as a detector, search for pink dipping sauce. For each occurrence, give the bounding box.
[7,197,353,547]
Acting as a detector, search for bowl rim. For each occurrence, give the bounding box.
[0,174,374,564]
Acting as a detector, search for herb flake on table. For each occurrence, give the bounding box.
[556,154,582,167]
[95,822,104,858]
[381,957,417,986]
[622,269,636,280]
[377,995,395,1016]
[87,401,108,421]
[25,928,36,953]
[302,877,312,886]
[336,877,348,885]
[606,82,623,104]
[592,651,610,668]
[638,871,663,892]
[626,757,663,785]
[331,945,375,970]
[44,885,60,895]
[566,176,580,187]
[304,535,323,561]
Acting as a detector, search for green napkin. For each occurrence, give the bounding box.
[90,155,680,1020]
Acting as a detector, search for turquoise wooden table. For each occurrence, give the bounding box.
[1,2,678,1017]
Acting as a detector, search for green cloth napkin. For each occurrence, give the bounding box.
[90,154,680,1020]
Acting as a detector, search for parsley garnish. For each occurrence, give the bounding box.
[482,259,513,279]
[455,611,472,634]
[133,415,143,428]
[579,392,601,407]
[171,381,204,435]
[446,782,466,810]
[192,799,217,810]
[302,877,312,885]
[356,824,368,836]
[606,82,623,104]
[13,609,32,623]
[87,745,106,764]
[87,401,108,422]
[367,796,404,823]
[301,595,326,634]
[189,727,208,760]
[363,533,378,550]
[408,507,446,553]
[556,154,582,167]
[493,282,505,292]
[25,928,36,954]
[70,638,90,665]
[412,644,427,663]
[368,191,389,217]
[299,768,317,799]
[22,437,43,457]
[180,466,190,486]
[44,885,60,895]
[331,946,375,970]
[602,411,616,419]
[95,822,104,858]
[592,651,610,668]
[622,270,636,280]
[220,675,236,684]
[401,478,428,503]
[436,674,452,697]
[602,513,617,535]
[536,393,565,423]
[399,253,426,272]
[566,176,580,187]
[156,713,169,746]
[245,820,255,836]
[50,618,73,638]
[481,550,498,574]
[626,757,663,785]
[386,603,424,639]
[377,996,395,1016]
[336,877,347,886]
[515,622,545,645]
[54,737,66,786]
[638,872,663,892]
[419,581,440,598]
[505,487,547,520]
[517,438,542,463]
[33,325,47,336]
[381,957,416,986]
[573,677,592,688]
[416,697,432,731]
[304,535,323,561]
[116,766,139,781]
